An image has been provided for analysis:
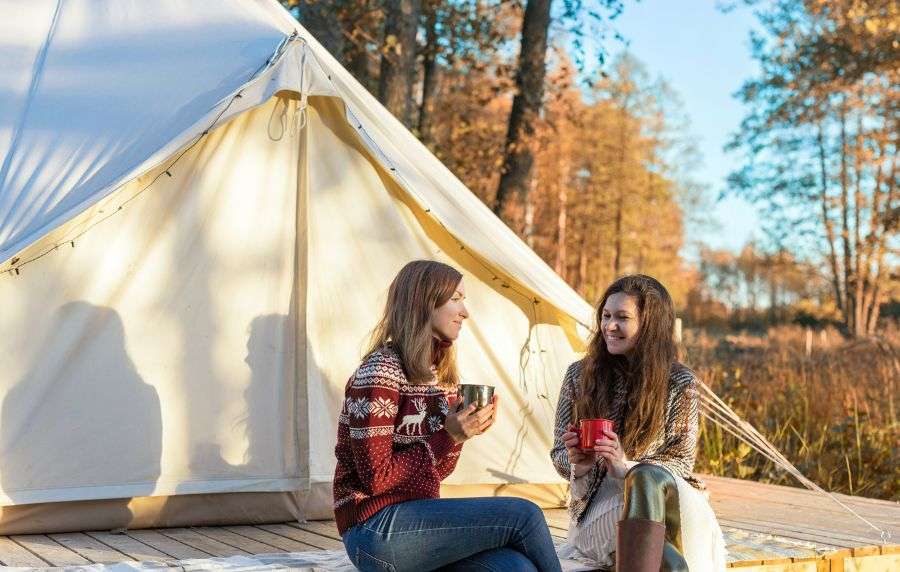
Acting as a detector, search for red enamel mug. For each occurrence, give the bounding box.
[578,418,615,452]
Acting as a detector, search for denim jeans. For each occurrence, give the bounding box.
[341,497,563,572]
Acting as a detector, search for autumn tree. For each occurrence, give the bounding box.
[493,0,627,228]
[726,0,898,336]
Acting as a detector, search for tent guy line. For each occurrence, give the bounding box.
[697,383,892,544]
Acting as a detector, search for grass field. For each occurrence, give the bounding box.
[685,325,899,501]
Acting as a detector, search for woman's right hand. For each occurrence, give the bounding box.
[562,424,596,478]
[444,402,494,443]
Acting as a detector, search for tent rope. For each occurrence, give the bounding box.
[291,40,309,135]
[697,381,892,544]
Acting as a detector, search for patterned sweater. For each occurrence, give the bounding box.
[550,360,703,523]
[332,347,463,535]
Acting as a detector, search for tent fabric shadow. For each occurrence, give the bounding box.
[0,301,162,530]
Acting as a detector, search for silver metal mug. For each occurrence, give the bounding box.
[457,384,495,409]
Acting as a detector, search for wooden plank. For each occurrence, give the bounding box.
[48,532,134,564]
[10,534,91,566]
[717,515,880,546]
[259,523,345,550]
[195,527,285,554]
[703,476,899,510]
[850,546,881,557]
[721,515,878,547]
[710,498,897,534]
[0,536,49,567]
[294,520,342,541]
[157,528,249,558]
[225,526,319,552]
[710,496,900,536]
[717,519,851,550]
[721,529,821,561]
[84,531,173,562]
[127,529,211,560]
[705,482,900,528]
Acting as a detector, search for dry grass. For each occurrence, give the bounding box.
[684,325,899,501]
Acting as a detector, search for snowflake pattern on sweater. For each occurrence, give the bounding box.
[332,347,463,535]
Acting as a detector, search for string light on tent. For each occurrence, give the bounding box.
[0,35,303,280]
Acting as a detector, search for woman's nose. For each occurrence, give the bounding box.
[460,304,469,319]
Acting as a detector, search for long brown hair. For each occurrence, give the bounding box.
[576,274,681,458]
[365,260,462,386]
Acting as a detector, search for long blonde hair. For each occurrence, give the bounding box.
[366,260,462,386]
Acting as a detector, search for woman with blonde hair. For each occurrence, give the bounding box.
[335,260,563,572]
[551,274,726,571]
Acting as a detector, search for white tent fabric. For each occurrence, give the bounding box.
[0,0,594,531]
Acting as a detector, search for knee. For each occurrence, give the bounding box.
[625,463,673,490]
[500,498,545,531]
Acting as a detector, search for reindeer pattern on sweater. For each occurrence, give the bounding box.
[332,347,462,535]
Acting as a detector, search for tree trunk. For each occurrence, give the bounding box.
[347,33,372,91]
[862,140,897,335]
[612,109,628,276]
[612,188,624,276]
[817,123,844,314]
[838,103,856,334]
[524,193,536,247]
[299,0,345,61]
[864,156,896,334]
[379,0,420,127]
[492,0,553,220]
[555,160,569,278]
[418,5,440,145]
[852,112,865,336]
[577,223,589,294]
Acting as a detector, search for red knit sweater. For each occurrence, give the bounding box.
[332,346,464,535]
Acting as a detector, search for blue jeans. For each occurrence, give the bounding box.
[342,497,563,572]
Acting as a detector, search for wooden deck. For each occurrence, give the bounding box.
[0,476,896,570]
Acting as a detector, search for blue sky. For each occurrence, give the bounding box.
[601,0,762,254]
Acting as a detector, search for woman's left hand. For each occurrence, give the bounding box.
[593,429,628,479]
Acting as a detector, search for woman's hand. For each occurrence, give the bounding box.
[562,424,596,478]
[444,395,498,443]
[593,429,628,479]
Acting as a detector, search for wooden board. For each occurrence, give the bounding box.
[259,523,345,550]
[0,536,49,567]
[0,476,895,570]
[84,531,173,562]
[9,535,90,566]
[224,525,320,552]
[701,474,898,551]
[194,526,285,554]
[295,520,342,541]
[47,532,134,564]
[156,528,249,558]
[125,529,211,560]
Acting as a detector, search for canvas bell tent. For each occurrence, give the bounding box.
[0,1,595,534]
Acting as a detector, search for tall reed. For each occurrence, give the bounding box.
[685,325,899,501]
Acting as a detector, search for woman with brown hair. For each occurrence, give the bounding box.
[335,260,563,572]
[551,275,726,571]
